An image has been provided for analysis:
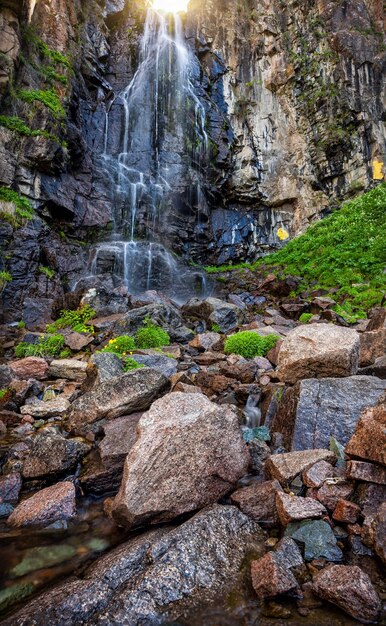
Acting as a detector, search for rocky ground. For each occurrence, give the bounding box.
[0,282,385,625]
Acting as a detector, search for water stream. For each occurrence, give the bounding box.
[88,7,211,301]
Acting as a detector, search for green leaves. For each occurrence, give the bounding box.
[224,331,279,358]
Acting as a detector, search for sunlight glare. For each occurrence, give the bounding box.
[151,0,189,13]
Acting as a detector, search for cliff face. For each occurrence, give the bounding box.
[0,0,385,324]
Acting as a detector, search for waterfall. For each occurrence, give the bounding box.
[88,7,210,302]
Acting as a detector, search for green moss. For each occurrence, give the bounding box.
[24,29,72,70]
[135,319,170,349]
[18,89,65,119]
[17,320,26,329]
[15,334,65,358]
[101,336,135,356]
[46,305,96,334]
[124,357,144,371]
[299,313,313,323]
[38,265,55,279]
[211,323,221,333]
[0,270,12,283]
[0,187,34,219]
[224,331,279,358]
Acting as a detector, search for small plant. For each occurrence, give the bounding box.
[18,88,65,119]
[17,320,26,329]
[0,388,10,401]
[15,334,65,358]
[0,270,12,287]
[59,348,72,358]
[135,319,170,349]
[0,187,34,221]
[0,115,60,143]
[224,331,279,358]
[39,265,55,279]
[47,305,96,334]
[211,323,221,333]
[124,357,144,371]
[101,335,135,356]
[299,313,313,324]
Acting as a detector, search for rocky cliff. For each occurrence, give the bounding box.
[0,0,385,325]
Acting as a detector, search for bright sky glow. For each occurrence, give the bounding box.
[151,0,189,13]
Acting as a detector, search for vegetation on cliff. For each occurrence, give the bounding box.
[206,184,386,320]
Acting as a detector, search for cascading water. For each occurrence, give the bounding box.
[88,5,211,302]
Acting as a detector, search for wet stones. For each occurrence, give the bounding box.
[312,565,381,624]
[265,449,336,486]
[277,323,360,383]
[21,429,90,479]
[110,392,250,528]
[7,482,76,528]
[285,520,343,562]
[67,368,170,433]
[230,479,283,528]
[275,492,326,526]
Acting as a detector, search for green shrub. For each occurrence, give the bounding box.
[47,305,95,334]
[59,348,72,358]
[211,323,221,333]
[135,319,170,349]
[124,357,144,371]
[0,187,34,221]
[299,313,313,323]
[15,334,65,358]
[101,335,135,356]
[0,115,60,143]
[17,320,26,329]
[18,89,65,119]
[224,331,279,358]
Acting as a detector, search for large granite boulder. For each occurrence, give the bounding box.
[110,392,250,528]
[2,505,265,625]
[272,376,386,450]
[277,323,360,383]
[67,368,170,433]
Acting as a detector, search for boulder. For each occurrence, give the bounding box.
[48,359,88,381]
[182,297,243,333]
[110,393,250,528]
[316,480,354,511]
[251,552,299,600]
[189,332,222,351]
[302,460,338,488]
[3,505,265,625]
[359,329,386,367]
[276,492,327,526]
[130,354,177,378]
[88,351,125,384]
[312,565,381,624]
[63,331,93,352]
[9,357,48,380]
[272,376,386,450]
[230,479,283,527]
[22,429,90,479]
[373,502,386,565]
[20,397,70,419]
[67,368,170,433]
[99,414,141,466]
[112,303,192,343]
[347,460,386,484]
[285,520,343,561]
[277,323,359,383]
[7,482,76,528]
[345,400,386,465]
[266,449,336,485]
[0,472,22,503]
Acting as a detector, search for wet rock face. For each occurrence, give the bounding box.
[1,0,385,322]
[110,392,250,528]
[3,505,265,625]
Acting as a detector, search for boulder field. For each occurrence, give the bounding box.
[0,296,385,624]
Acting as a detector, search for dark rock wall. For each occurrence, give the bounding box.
[0,0,385,322]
